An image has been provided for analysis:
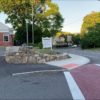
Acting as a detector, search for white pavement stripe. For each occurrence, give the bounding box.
[95,64,100,66]
[12,69,67,76]
[64,72,85,100]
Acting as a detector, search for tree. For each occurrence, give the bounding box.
[0,0,63,44]
[81,23,100,49]
[80,12,100,49]
[81,12,100,36]
[72,34,80,46]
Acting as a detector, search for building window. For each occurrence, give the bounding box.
[3,35,9,42]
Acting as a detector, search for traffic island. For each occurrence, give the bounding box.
[5,46,70,64]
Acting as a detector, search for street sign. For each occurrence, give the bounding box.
[42,37,52,49]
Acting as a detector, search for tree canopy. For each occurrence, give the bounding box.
[81,12,100,36]
[0,0,59,29]
[80,12,100,49]
[0,0,64,44]
[81,23,100,49]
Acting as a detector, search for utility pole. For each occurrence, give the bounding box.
[31,0,46,45]
[25,0,29,46]
[32,0,34,45]
[26,19,29,46]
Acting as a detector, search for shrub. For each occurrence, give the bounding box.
[81,30,100,49]
[72,34,80,45]
[38,42,43,49]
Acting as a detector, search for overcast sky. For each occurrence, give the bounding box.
[0,0,100,33]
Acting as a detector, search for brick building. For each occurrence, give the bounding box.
[0,22,14,46]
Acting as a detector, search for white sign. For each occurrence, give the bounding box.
[67,35,72,42]
[42,37,52,49]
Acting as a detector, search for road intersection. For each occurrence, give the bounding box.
[0,47,100,100]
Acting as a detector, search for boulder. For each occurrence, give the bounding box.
[5,46,69,64]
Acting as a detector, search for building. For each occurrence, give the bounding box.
[0,22,14,46]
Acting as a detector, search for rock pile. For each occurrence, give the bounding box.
[5,47,69,64]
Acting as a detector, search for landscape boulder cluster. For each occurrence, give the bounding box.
[5,47,69,64]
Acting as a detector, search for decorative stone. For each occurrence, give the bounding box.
[38,59,46,63]
[44,54,49,57]
[36,57,42,62]
[16,52,19,56]
[22,56,28,63]
[28,56,37,63]
[5,46,69,64]
[45,56,50,62]
[34,54,39,58]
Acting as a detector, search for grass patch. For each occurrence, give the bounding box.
[34,47,60,55]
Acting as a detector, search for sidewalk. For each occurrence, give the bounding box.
[46,54,90,70]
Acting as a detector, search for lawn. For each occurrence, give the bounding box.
[34,47,60,55]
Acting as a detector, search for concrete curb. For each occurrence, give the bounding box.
[11,54,90,76]
[45,53,90,70]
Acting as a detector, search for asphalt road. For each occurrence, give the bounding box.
[0,72,72,100]
[0,61,73,100]
[0,47,5,56]
[55,47,100,64]
[0,47,100,99]
[0,47,72,100]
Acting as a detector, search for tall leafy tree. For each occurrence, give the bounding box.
[81,12,100,36]
[0,0,63,44]
[81,23,100,49]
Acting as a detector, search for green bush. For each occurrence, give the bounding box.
[81,31,100,49]
[38,42,43,49]
[72,34,80,45]
[81,37,90,49]
[81,23,100,49]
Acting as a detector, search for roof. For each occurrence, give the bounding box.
[0,22,12,33]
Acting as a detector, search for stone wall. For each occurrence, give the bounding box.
[5,47,69,64]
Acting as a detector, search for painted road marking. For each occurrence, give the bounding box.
[12,69,67,76]
[63,63,78,68]
[95,64,100,66]
[64,72,85,100]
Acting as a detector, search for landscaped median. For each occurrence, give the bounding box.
[5,46,70,64]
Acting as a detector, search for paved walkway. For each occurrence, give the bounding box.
[46,54,90,70]
[55,47,100,64]
[51,48,100,100]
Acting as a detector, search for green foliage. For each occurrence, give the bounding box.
[72,34,80,45]
[81,12,100,36]
[80,12,100,49]
[81,23,100,49]
[38,42,43,49]
[0,0,63,44]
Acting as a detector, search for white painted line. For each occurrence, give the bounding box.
[64,72,85,100]
[95,64,100,66]
[12,69,67,76]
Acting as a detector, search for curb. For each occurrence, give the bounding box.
[46,53,90,69]
[12,54,90,76]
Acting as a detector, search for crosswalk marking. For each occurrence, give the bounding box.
[64,72,85,100]
[95,64,100,66]
[63,63,78,68]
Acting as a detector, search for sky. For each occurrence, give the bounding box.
[52,0,100,33]
[0,0,100,33]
